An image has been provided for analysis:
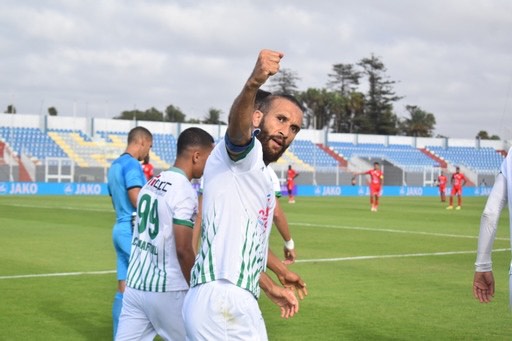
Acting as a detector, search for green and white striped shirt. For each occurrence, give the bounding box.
[127,167,197,292]
[190,138,275,298]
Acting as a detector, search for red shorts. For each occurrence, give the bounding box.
[439,185,446,193]
[451,186,462,196]
[370,185,381,196]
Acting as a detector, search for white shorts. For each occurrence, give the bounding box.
[182,280,267,341]
[116,286,188,341]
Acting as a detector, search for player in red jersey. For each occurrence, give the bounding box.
[287,164,299,203]
[355,162,384,212]
[447,166,466,210]
[142,155,154,181]
[437,171,447,202]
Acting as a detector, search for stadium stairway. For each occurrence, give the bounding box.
[419,148,447,168]
[18,156,32,181]
[316,143,347,167]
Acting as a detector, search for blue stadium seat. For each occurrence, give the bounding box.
[426,146,503,172]
[329,142,438,171]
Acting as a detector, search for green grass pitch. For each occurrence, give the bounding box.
[0,195,510,340]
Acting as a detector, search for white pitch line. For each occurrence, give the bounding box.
[2,249,511,280]
[0,202,111,212]
[0,270,115,280]
[290,222,510,241]
[295,248,511,263]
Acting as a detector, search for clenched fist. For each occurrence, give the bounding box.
[247,49,284,89]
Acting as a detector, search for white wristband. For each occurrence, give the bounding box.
[284,238,295,250]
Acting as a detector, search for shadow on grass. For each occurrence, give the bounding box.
[40,299,111,340]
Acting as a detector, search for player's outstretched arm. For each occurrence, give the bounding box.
[473,271,495,303]
[266,248,307,300]
[259,272,299,319]
[226,49,283,148]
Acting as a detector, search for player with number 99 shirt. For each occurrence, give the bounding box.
[115,127,214,341]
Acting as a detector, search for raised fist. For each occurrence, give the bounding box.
[248,49,284,89]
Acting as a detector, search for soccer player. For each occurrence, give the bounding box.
[286,164,299,203]
[183,49,307,340]
[354,162,384,212]
[447,166,466,210]
[107,126,152,339]
[141,154,154,181]
[116,127,214,341]
[473,147,512,304]
[438,170,447,202]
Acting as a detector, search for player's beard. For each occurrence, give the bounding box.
[257,121,289,165]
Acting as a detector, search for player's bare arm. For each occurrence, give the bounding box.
[226,49,283,149]
[273,199,297,264]
[266,249,307,300]
[259,272,299,319]
[174,223,195,284]
[191,194,203,255]
[128,187,141,208]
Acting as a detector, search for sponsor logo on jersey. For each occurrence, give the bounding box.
[132,237,158,255]
[257,193,272,231]
[148,175,172,192]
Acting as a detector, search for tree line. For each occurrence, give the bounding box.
[269,54,437,137]
[2,54,500,139]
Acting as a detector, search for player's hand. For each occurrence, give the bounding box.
[283,246,297,265]
[248,49,284,89]
[473,271,495,303]
[277,269,308,300]
[263,284,299,318]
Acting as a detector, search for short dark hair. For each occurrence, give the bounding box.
[374,162,380,165]
[127,126,152,144]
[177,127,214,156]
[255,90,304,114]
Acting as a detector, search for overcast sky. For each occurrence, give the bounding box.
[1,0,511,139]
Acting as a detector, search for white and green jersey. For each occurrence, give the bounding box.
[126,167,197,292]
[267,166,283,198]
[190,137,276,298]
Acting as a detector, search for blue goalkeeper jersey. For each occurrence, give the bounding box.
[107,153,146,223]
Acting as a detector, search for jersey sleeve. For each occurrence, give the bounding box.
[475,172,507,272]
[125,159,145,190]
[171,184,197,229]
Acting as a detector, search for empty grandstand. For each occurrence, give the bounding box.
[0,114,508,186]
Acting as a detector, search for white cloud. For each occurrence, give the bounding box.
[0,0,511,139]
